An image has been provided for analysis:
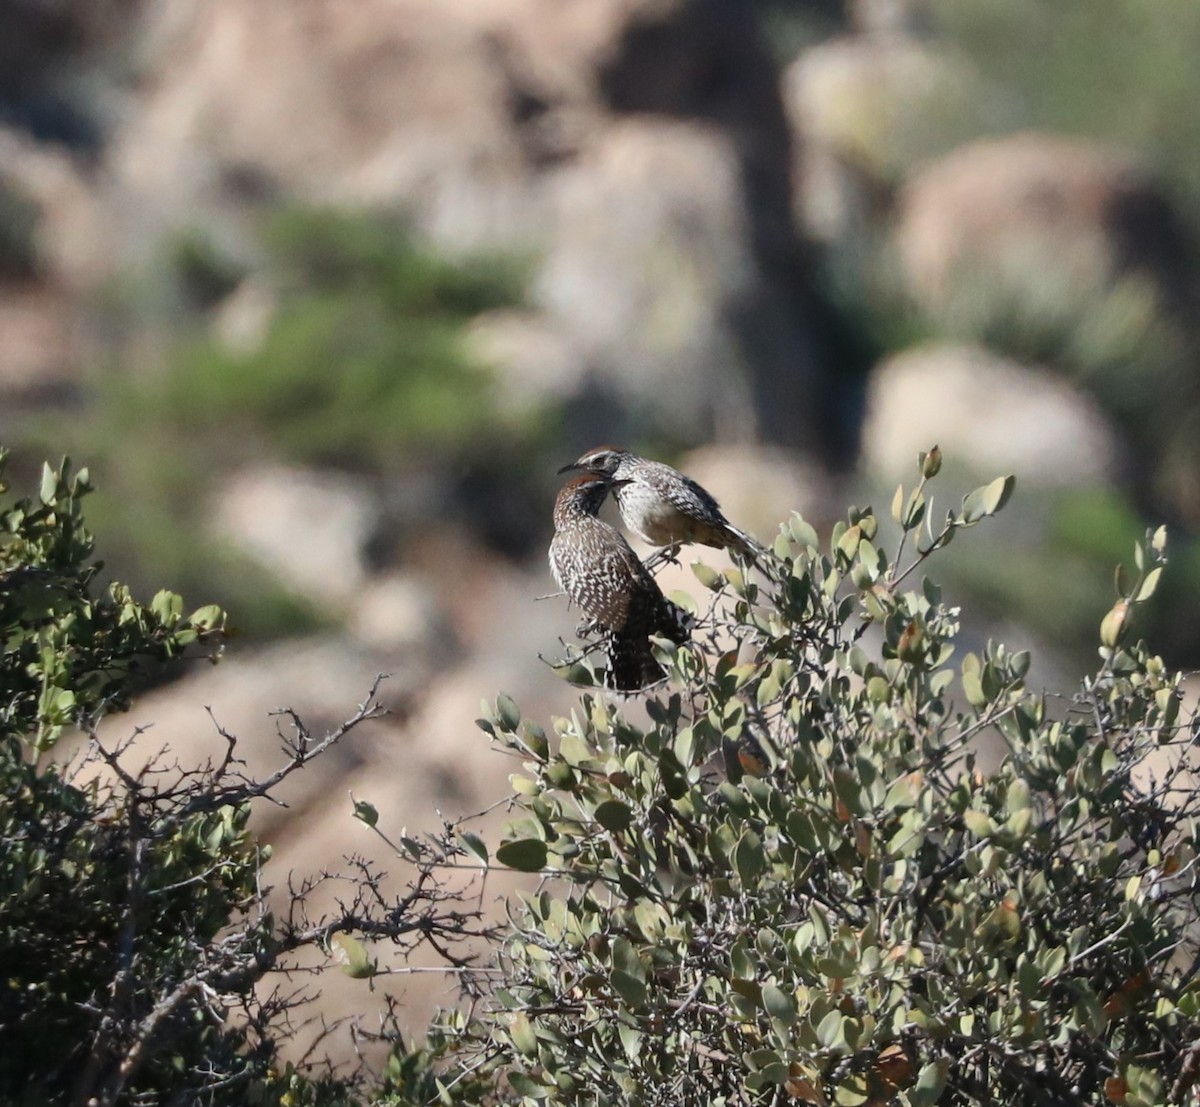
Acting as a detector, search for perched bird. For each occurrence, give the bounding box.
[549,472,691,691]
[558,445,762,563]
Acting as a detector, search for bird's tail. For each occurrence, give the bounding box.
[726,525,769,568]
[606,597,693,692]
[607,634,667,692]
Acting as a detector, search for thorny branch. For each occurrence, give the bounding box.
[62,678,500,1107]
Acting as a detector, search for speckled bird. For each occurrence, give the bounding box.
[559,445,762,562]
[549,472,691,691]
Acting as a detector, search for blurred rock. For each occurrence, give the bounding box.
[348,573,457,666]
[848,0,929,35]
[0,128,104,400]
[0,0,140,103]
[681,443,836,543]
[109,0,579,252]
[212,277,277,355]
[103,0,823,448]
[213,465,380,606]
[464,308,585,414]
[894,133,1192,319]
[860,343,1122,486]
[0,284,80,398]
[0,126,110,287]
[783,35,978,242]
[536,119,760,439]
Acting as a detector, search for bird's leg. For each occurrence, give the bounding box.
[643,543,682,573]
[576,616,602,638]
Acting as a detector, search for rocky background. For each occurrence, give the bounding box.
[5,0,1200,1060]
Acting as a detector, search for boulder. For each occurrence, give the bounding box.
[894,133,1191,319]
[102,0,823,449]
[860,343,1122,487]
[212,465,381,607]
[680,443,835,544]
[783,35,979,241]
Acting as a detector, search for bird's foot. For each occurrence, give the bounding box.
[643,545,682,573]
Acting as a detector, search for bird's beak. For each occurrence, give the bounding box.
[557,461,584,475]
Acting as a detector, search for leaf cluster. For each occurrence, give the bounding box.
[449,456,1200,1106]
[0,454,494,1106]
[0,450,226,750]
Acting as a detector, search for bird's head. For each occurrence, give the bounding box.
[558,445,630,478]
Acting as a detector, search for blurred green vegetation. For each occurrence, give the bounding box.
[21,206,552,640]
[132,207,531,468]
[930,0,1200,206]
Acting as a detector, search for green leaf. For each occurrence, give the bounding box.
[904,488,927,530]
[610,937,647,1008]
[617,1020,643,1062]
[558,734,594,766]
[188,603,225,630]
[692,562,724,590]
[517,723,549,760]
[507,1071,550,1098]
[910,1059,948,1107]
[330,932,375,979]
[961,475,1015,524]
[352,799,379,828]
[594,799,633,833]
[39,462,57,506]
[496,838,547,872]
[762,983,796,1024]
[674,726,698,767]
[151,589,184,624]
[508,1013,538,1057]
[1006,778,1031,814]
[962,668,987,707]
[1136,567,1162,603]
[495,693,521,732]
[883,771,924,811]
[816,1009,845,1049]
[459,831,489,865]
[1101,600,1131,647]
[963,809,994,838]
[734,829,766,887]
[790,515,819,550]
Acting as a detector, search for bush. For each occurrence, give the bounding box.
[422,450,1200,1105]
[12,442,1200,1105]
[0,452,489,1106]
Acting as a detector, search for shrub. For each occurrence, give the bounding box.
[426,450,1200,1105]
[0,452,488,1106]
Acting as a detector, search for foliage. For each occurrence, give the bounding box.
[21,205,545,639]
[422,450,1200,1105]
[131,206,530,468]
[929,0,1200,206]
[0,452,491,1106]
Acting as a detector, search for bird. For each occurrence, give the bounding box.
[558,445,763,564]
[549,472,692,691]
